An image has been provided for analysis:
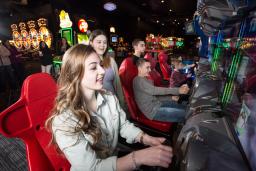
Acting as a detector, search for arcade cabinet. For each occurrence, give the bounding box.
[174,1,256,170]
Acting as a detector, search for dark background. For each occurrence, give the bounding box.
[0,0,197,43]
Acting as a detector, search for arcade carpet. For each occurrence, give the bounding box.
[0,132,28,170]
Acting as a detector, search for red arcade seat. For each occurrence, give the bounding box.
[0,73,70,171]
[144,53,163,87]
[119,57,173,133]
[158,51,172,80]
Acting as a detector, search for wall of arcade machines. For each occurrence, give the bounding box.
[10,18,52,54]
[176,0,256,171]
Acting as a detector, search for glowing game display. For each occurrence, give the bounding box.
[11,24,23,49]
[59,10,73,29]
[19,22,31,50]
[146,34,183,51]
[27,20,39,49]
[78,19,88,33]
[10,18,52,50]
[59,10,74,45]
[38,18,52,48]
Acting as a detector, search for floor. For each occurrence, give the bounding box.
[0,134,28,171]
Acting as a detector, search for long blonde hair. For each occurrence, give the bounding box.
[46,44,103,152]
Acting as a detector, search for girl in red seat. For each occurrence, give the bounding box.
[46,44,173,171]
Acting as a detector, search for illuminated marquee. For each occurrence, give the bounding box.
[78,19,88,33]
[11,24,22,49]
[38,18,52,48]
[27,20,39,49]
[19,22,31,50]
[59,10,73,28]
[10,18,52,50]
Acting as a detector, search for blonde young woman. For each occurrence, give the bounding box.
[46,44,173,171]
[89,29,125,108]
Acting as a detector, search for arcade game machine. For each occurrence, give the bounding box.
[10,18,52,59]
[53,10,74,77]
[116,37,129,59]
[59,10,74,46]
[110,34,118,47]
[175,0,256,170]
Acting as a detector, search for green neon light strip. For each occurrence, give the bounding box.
[222,51,242,105]
[221,21,245,106]
[211,32,223,74]
[211,42,222,73]
[53,60,62,64]
[222,52,235,103]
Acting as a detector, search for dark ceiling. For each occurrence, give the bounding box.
[0,0,197,41]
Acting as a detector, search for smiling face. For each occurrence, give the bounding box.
[81,52,105,92]
[90,34,108,57]
[138,61,151,77]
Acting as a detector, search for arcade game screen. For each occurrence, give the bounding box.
[221,38,256,170]
[77,33,89,45]
[111,36,118,43]
[62,29,73,46]
[235,94,256,170]
[185,20,195,35]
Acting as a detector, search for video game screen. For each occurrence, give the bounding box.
[235,94,256,170]
[185,20,195,35]
[222,36,256,170]
[111,36,118,43]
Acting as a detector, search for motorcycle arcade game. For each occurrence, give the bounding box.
[174,1,256,171]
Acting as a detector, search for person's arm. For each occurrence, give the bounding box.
[173,72,187,87]
[117,145,173,171]
[156,95,174,102]
[1,46,11,57]
[114,95,143,143]
[115,95,167,146]
[137,77,179,96]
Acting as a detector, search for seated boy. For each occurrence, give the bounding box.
[133,58,190,123]
[170,58,194,88]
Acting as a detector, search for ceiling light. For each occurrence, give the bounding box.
[162,23,165,26]
[161,0,164,3]
[186,18,189,21]
[110,26,115,33]
[174,19,177,22]
[142,3,147,6]
[103,2,117,11]
[156,20,159,23]
[169,9,172,12]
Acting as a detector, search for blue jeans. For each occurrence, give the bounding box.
[153,100,187,122]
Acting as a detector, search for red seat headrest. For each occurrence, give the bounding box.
[144,53,153,60]
[144,53,157,69]
[158,52,168,63]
